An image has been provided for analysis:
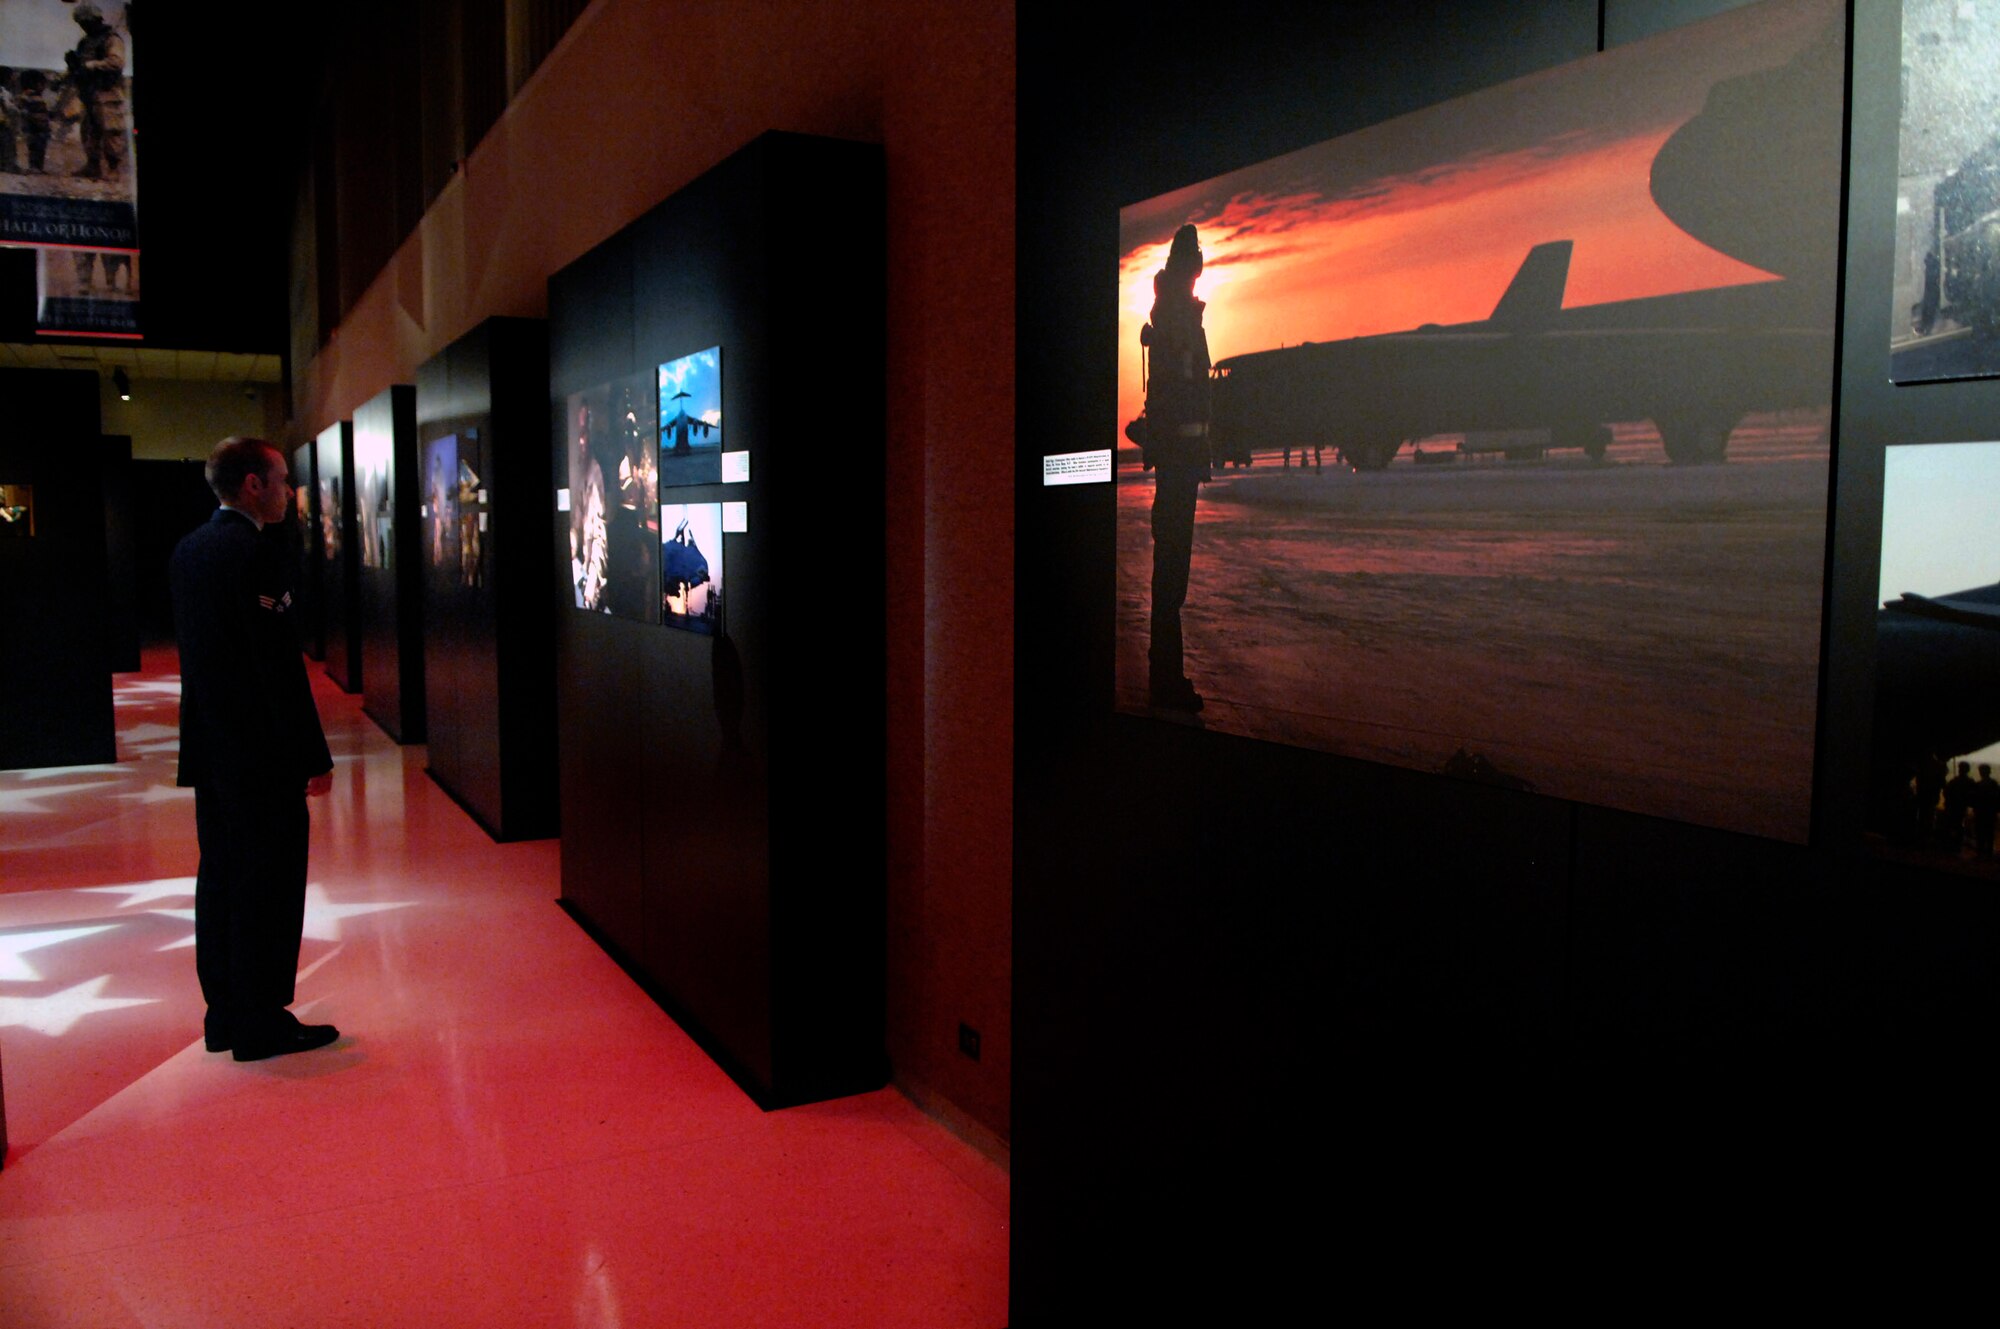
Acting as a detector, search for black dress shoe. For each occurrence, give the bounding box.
[231,1019,340,1063]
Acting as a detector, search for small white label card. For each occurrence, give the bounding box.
[556,487,571,512]
[721,451,750,484]
[722,501,748,533]
[1042,449,1112,486]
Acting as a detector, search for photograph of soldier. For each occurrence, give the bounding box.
[568,394,608,610]
[1114,0,1841,842]
[424,435,456,572]
[16,69,51,172]
[36,244,135,299]
[566,372,660,621]
[0,67,19,173]
[320,474,342,563]
[1889,0,2000,383]
[69,247,133,292]
[354,436,390,572]
[456,456,483,589]
[33,243,138,334]
[660,502,723,634]
[658,346,724,488]
[0,2,132,207]
[1126,224,1211,713]
[606,377,659,618]
[64,2,125,181]
[1866,439,2000,877]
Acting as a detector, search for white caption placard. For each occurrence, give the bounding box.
[722,501,748,533]
[722,451,750,484]
[556,487,571,512]
[1042,449,1113,486]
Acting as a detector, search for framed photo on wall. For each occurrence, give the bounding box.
[658,346,726,488]
[1115,0,1843,842]
[566,370,661,621]
[1887,0,2000,384]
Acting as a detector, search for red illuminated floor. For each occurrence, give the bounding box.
[0,650,1007,1328]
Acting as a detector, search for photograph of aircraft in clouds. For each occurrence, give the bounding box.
[1115,0,1842,842]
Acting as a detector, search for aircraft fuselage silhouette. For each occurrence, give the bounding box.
[1196,22,1841,471]
[1207,239,1832,469]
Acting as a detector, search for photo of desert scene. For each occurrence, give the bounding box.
[1115,0,1842,842]
[0,2,136,215]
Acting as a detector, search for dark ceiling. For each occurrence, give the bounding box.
[131,2,317,353]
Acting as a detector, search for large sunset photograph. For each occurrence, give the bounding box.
[1115,0,1843,840]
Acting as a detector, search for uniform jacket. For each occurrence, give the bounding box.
[170,508,332,788]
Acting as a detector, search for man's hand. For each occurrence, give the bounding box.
[306,772,334,797]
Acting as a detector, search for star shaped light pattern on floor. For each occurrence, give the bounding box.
[7,763,123,780]
[300,882,418,942]
[0,974,159,1036]
[114,781,194,804]
[141,882,416,951]
[80,878,199,908]
[0,924,119,981]
[0,780,128,815]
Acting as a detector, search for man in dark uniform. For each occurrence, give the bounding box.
[1135,224,1213,712]
[170,438,340,1061]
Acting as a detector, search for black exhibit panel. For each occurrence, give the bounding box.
[550,132,887,1108]
[130,459,218,642]
[355,384,425,743]
[0,369,113,769]
[318,420,361,693]
[289,438,324,662]
[99,435,139,673]
[1017,1,1993,1322]
[416,317,559,842]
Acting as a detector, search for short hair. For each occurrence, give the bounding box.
[205,436,282,503]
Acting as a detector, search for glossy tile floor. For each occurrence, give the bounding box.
[1,650,1008,1328]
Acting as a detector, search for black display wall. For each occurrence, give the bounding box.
[355,384,426,743]
[131,459,218,642]
[319,420,362,693]
[550,132,887,1108]
[1016,1,1993,1319]
[417,317,559,841]
[0,369,113,769]
[290,438,325,662]
[98,435,140,673]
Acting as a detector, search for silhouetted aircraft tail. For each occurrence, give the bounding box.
[1489,240,1572,328]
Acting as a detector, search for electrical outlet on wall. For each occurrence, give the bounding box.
[958,1022,981,1062]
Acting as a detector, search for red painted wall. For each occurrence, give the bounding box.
[295,0,1014,1143]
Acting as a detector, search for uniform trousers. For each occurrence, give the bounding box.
[193,777,310,1036]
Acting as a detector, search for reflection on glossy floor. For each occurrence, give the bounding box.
[1,650,1008,1328]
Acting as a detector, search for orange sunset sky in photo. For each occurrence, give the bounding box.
[1116,0,1839,445]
